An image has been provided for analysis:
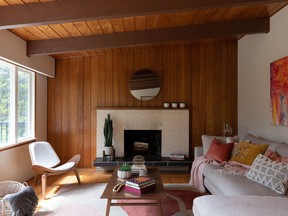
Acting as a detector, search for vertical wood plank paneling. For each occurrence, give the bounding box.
[170,47,178,103]
[97,55,106,107]
[178,46,187,103]
[112,53,121,107]
[198,44,207,143]
[140,49,149,107]
[134,51,142,107]
[47,64,55,149]
[68,58,78,160]
[154,48,163,107]
[76,58,84,167]
[118,53,127,107]
[105,54,113,107]
[228,41,238,133]
[220,42,229,136]
[146,49,157,107]
[53,60,62,158]
[162,47,170,103]
[48,40,238,167]
[83,56,91,167]
[213,43,222,135]
[205,43,214,135]
[191,45,200,149]
[126,51,135,107]
[184,46,192,107]
[61,59,70,162]
[90,56,99,165]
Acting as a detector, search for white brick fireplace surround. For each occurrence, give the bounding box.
[96,109,189,158]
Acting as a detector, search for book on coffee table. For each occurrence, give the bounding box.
[124,183,156,194]
[126,176,155,187]
[125,181,156,189]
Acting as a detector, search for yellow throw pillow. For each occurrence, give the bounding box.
[229,141,269,165]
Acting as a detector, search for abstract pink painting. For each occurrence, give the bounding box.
[271,56,288,126]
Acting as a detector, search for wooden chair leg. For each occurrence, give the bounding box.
[34,174,39,185]
[41,174,48,199]
[74,169,81,185]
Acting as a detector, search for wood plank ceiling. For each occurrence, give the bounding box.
[0,0,287,59]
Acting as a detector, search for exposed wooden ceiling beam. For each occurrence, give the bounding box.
[0,0,284,30]
[27,18,269,56]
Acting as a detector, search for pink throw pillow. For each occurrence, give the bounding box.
[264,149,288,162]
[205,138,234,162]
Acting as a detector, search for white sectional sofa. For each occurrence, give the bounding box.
[193,134,288,216]
[193,195,288,216]
[198,134,288,196]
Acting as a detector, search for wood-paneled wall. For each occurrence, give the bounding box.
[48,40,237,168]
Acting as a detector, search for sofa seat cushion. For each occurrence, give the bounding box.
[203,164,284,196]
[193,195,288,216]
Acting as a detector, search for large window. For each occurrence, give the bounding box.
[0,59,35,147]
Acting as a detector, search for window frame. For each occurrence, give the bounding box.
[0,59,36,150]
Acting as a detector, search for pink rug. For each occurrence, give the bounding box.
[36,183,208,216]
[119,189,208,216]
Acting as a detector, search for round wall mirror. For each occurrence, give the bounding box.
[129,69,161,101]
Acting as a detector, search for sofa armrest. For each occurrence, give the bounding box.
[194,146,204,158]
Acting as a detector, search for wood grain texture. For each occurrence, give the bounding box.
[47,40,237,168]
[0,0,286,30]
[27,18,268,56]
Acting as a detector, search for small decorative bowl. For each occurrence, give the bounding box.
[171,102,178,108]
[179,102,186,108]
[163,102,169,108]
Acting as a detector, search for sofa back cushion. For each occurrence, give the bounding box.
[264,149,288,162]
[244,134,288,157]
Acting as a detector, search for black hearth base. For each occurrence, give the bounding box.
[93,157,193,169]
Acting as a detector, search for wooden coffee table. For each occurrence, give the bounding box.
[101,167,167,216]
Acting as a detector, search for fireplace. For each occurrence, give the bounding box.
[124,130,161,161]
[96,109,189,158]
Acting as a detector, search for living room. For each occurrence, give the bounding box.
[1,1,288,215]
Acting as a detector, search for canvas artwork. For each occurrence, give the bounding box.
[270,56,288,126]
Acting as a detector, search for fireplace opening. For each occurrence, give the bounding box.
[124,130,161,161]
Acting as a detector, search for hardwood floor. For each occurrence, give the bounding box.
[27,168,190,201]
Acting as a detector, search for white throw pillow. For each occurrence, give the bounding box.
[247,154,288,194]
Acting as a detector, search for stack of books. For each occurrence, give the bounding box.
[124,176,156,194]
[169,153,185,161]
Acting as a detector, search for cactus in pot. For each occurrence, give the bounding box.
[103,114,113,155]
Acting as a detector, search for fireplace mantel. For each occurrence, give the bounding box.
[96,109,190,158]
[96,107,192,110]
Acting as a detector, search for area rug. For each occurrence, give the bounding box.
[35,183,208,216]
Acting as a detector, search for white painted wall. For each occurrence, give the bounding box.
[238,6,288,143]
[0,30,55,78]
[0,30,52,182]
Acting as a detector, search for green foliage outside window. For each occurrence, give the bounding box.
[0,63,31,144]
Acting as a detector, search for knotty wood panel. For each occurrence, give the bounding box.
[47,40,237,168]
